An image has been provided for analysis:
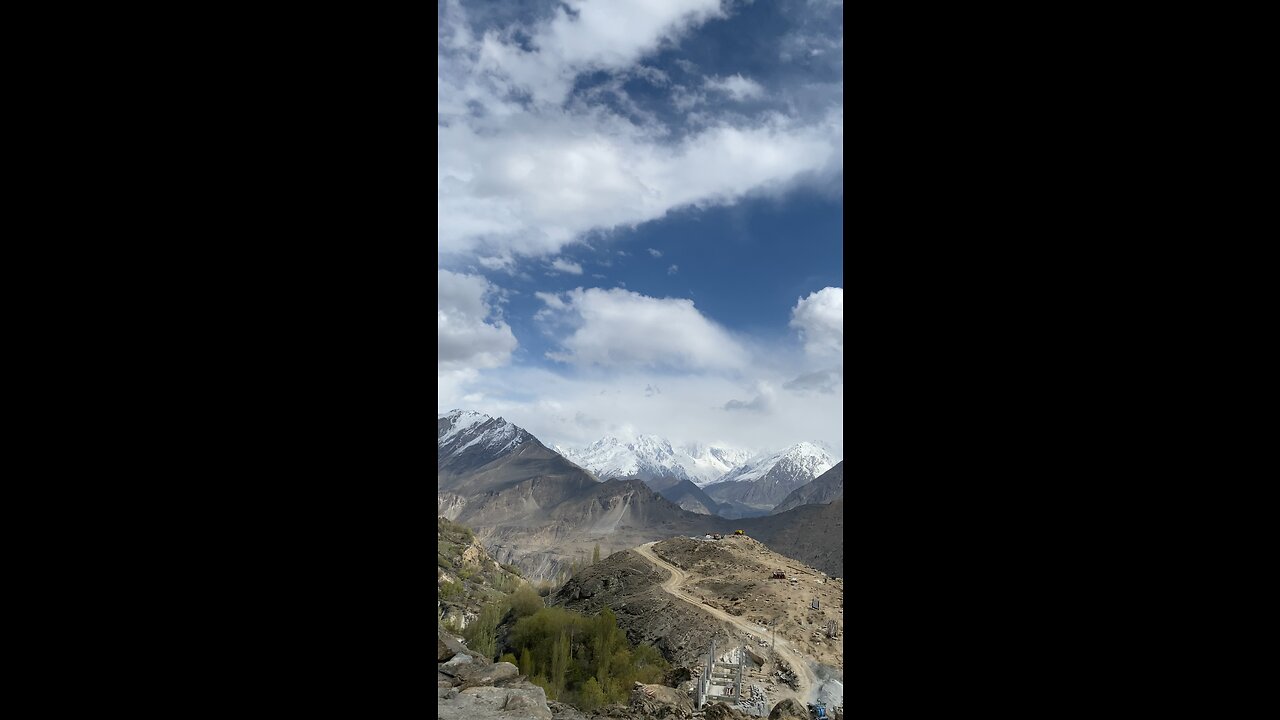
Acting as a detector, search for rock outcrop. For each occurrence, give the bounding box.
[768,698,810,720]
[703,702,752,719]
[629,681,693,718]
[437,623,553,720]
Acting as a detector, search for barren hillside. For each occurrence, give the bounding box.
[553,534,843,711]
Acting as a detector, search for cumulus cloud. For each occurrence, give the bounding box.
[550,258,584,274]
[668,264,679,275]
[536,287,747,370]
[437,0,844,260]
[705,73,765,101]
[438,270,519,372]
[648,248,663,258]
[437,1,843,455]
[790,287,842,358]
[466,0,725,107]
[533,291,567,310]
[477,253,516,272]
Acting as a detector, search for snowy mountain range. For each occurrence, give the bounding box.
[554,435,754,487]
[711,441,836,485]
[435,409,845,576]
[703,441,838,517]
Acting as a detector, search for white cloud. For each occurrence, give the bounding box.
[648,248,663,257]
[668,264,679,275]
[790,287,842,358]
[536,287,746,370]
[438,269,518,372]
[437,366,843,456]
[437,2,844,454]
[477,253,516,272]
[437,1,844,260]
[783,367,843,394]
[705,73,765,101]
[533,291,568,311]
[438,110,843,258]
[724,381,776,413]
[550,258,584,274]
[470,0,725,107]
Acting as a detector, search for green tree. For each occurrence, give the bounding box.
[531,672,551,698]
[550,632,570,700]
[463,600,505,660]
[632,643,668,684]
[593,544,601,564]
[519,647,534,678]
[511,583,544,618]
[579,677,604,712]
[590,607,623,690]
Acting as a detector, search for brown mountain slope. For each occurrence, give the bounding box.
[552,535,844,709]
[740,500,843,578]
[771,462,843,514]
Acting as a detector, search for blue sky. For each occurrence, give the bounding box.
[438,0,843,453]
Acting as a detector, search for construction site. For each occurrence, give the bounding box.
[643,535,844,715]
[690,639,842,718]
[553,533,844,717]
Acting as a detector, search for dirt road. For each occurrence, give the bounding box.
[634,541,819,704]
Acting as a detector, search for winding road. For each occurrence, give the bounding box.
[634,541,818,705]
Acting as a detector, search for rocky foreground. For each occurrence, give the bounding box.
[438,623,840,720]
[438,625,552,720]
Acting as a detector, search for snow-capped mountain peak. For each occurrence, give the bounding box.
[714,442,837,486]
[437,409,529,461]
[437,409,491,443]
[556,434,754,486]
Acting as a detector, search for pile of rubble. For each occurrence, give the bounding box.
[772,659,799,691]
[732,683,768,716]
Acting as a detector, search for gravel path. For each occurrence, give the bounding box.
[633,542,820,705]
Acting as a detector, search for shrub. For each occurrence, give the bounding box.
[510,584,544,618]
[579,677,604,711]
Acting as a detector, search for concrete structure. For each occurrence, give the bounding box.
[695,641,746,710]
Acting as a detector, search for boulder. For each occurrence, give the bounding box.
[768,698,809,720]
[665,666,693,686]
[438,627,468,662]
[438,684,552,720]
[704,702,752,720]
[630,682,694,718]
[454,661,519,687]
[443,653,473,668]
